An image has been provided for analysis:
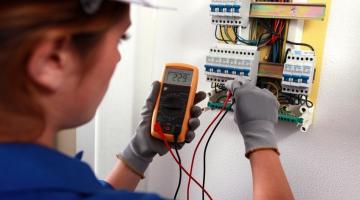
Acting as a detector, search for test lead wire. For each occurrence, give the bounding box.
[155,123,214,200]
[173,136,182,200]
[202,102,234,200]
[186,92,232,200]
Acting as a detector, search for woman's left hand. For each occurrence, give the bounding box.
[118,81,206,177]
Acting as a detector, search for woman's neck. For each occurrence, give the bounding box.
[35,125,57,148]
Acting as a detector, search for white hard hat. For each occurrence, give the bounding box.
[80,0,173,14]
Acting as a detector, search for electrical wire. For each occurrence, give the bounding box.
[215,24,271,46]
[282,93,314,108]
[265,81,280,98]
[218,25,229,44]
[215,95,227,103]
[283,40,315,63]
[232,26,269,46]
[233,26,254,45]
[283,48,291,63]
[155,123,214,200]
[215,25,231,43]
[256,32,271,47]
[286,40,315,52]
[257,18,314,56]
[299,95,314,108]
[186,93,232,200]
[201,103,234,200]
[224,26,236,44]
[173,147,182,200]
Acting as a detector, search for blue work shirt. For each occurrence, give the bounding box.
[0,143,165,200]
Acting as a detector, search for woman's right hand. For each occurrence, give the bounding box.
[226,77,280,158]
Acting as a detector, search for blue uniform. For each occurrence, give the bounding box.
[0,143,165,200]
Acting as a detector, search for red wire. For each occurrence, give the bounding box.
[274,17,282,32]
[155,124,214,200]
[186,94,232,200]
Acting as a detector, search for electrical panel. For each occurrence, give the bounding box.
[204,0,328,132]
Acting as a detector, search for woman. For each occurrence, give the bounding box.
[0,0,294,199]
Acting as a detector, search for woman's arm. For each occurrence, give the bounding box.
[106,82,205,191]
[249,150,294,200]
[106,160,141,191]
[226,78,294,199]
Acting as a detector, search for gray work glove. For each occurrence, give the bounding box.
[119,81,206,178]
[226,77,280,158]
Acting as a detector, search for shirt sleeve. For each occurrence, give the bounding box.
[97,180,114,190]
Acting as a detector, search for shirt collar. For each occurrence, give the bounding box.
[0,143,105,193]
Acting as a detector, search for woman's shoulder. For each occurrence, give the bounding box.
[0,143,166,200]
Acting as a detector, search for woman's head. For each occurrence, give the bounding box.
[0,0,130,142]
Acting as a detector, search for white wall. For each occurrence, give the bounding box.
[80,0,360,199]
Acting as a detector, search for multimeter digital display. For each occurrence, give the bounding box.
[151,63,199,143]
[165,70,193,86]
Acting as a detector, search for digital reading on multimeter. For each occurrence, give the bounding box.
[151,63,198,143]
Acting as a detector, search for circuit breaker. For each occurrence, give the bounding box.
[210,0,251,27]
[282,50,315,95]
[205,44,259,85]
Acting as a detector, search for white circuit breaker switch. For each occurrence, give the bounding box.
[281,49,315,95]
[210,0,251,27]
[205,44,259,85]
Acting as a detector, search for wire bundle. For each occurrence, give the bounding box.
[215,25,270,46]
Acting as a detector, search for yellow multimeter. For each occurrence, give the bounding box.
[151,63,199,143]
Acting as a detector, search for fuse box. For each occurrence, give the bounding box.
[204,0,329,133]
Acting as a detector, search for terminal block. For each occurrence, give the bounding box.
[207,90,233,111]
[205,44,260,86]
[281,49,315,95]
[210,0,251,27]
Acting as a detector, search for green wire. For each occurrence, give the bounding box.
[215,95,227,103]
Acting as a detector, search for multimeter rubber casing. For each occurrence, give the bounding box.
[151,63,199,143]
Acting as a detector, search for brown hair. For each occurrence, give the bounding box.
[0,0,127,142]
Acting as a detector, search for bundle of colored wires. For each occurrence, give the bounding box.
[186,92,232,200]
[268,18,287,63]
[215,25,270,46]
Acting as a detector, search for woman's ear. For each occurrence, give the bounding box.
[27,32,71,92]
